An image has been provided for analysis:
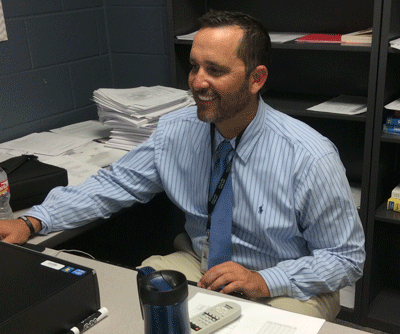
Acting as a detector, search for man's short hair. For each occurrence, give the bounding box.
[197,10,271,77]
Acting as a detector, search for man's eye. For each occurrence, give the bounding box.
[208,68,223,76]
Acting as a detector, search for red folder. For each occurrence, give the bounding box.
[296,34,342,43]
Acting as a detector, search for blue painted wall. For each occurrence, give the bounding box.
[0,0,170,143]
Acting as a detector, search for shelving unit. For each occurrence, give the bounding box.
[167,0,388,327]
[362,0,400,332]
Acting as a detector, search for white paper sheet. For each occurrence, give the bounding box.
[189,293,325,334]
[176,31,197,40]
[0,132,92,156]
[61,141,126,167]
[307,95,367,115]
[44,156,100,186]
[385,98,400,111]
[390,37,400,50]
[269,32,308,43]
[0,151,14,163]
[0,0,7,42]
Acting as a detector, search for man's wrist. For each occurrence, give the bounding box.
[18,216,42,235]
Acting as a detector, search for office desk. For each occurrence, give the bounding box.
[42,248,368,334]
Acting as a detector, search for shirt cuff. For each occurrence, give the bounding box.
[24,205,52,235]
[258,266,293,298]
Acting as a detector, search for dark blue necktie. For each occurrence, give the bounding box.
[208,140,234,269]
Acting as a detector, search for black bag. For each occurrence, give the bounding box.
[0,155,68,211]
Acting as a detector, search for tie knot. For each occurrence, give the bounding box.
[216,140,233,158]
[213,140,233,174]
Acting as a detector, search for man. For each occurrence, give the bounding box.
[0,11,365,321]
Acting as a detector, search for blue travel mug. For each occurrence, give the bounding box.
[137,267,190,334]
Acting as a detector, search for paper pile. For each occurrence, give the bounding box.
[307,95,367,115]
[390,37,400,50]
[94,86,195,151]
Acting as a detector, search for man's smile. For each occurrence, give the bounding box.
[196,94,218,102]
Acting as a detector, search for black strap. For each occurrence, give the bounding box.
[18,216,35,236]
[206,124,243,231]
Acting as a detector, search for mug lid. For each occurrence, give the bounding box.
[139,270,188,306]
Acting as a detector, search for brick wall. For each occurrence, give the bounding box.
[0,0,170,143]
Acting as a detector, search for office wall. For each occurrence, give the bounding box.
[0,0,171,143]
[106,0,170,88]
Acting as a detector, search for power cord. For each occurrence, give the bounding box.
[53,249,95,260]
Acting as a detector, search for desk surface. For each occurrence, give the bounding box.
[23,212,105,248]
[42,248,369,334]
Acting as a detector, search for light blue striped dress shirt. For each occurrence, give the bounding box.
[27,98,365,300]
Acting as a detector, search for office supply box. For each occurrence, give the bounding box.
[0,242,100,334]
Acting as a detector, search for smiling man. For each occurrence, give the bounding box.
[0,11,365,321]
[189,25,260,139]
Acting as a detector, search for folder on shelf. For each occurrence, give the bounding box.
[296,33,342,43]
[341,28,372,45]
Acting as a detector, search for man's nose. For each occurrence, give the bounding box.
[191,68,209,90]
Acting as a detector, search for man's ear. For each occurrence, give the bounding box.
[249,65,268,94]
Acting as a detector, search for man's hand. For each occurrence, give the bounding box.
[0,217,41,244]
[197,261,270,299]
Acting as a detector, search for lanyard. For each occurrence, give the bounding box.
[206,124,243,232]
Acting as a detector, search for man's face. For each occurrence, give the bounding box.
[188,26,253,126]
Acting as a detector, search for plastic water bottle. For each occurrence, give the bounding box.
[0,167,13,220]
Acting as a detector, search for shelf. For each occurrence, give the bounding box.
[388,47,400,53]
[262,91,367,122]
[174,38,372,52]
[367,287,400,331]
[388,46,400,53]
[375,202,400,223]
[174,39,193,45]
[272,40,372,52]
[381,132,400,143]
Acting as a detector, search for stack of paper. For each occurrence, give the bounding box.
[94,86,195,151]
[307,95,367,115]
[390,37,400,50]
[341,28,372,45]
[385,98,400,111]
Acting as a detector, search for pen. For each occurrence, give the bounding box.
[68,307,108,334]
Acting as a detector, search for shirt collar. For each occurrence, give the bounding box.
[213,96,266,163]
